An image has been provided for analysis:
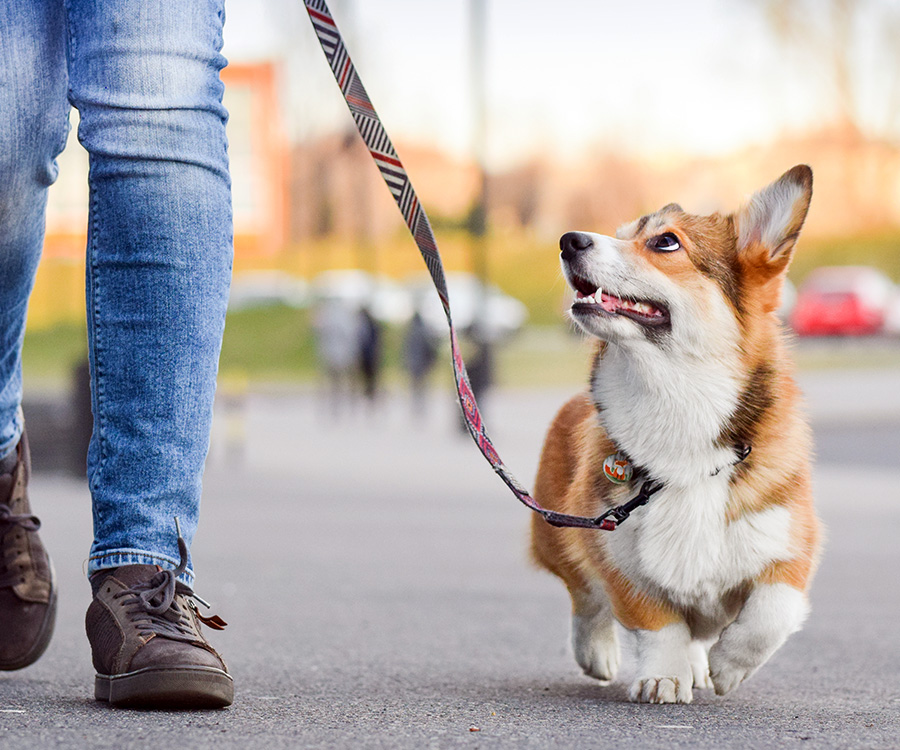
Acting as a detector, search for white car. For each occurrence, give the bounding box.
[311,270,413,324]
[883,289,900,336]
[411,272,528,343]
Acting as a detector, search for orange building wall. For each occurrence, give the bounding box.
[31,62,289,329]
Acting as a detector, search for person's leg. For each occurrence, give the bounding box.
[0,0,69,467]
[0,0,68,671]
[66,0,233,585]
[67,0,234,707]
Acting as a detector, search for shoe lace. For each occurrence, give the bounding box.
[112,521,226,641]
[0,503,41,589]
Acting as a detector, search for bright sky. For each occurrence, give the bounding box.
[223,0,895,169]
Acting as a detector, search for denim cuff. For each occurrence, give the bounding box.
[0,406,24,461]
[87,549,195,588]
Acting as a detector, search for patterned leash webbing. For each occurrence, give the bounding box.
[304,0,622,531]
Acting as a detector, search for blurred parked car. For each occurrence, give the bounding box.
[790,266,895,336]
[411,272,528,343]
[311,270,412,323]
[777,278,797,322]
[883,290,900,336]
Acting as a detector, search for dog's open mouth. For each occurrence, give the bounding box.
[570,274,669,327]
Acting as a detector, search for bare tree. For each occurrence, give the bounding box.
[753,0,900,144]
[750,0,900,227]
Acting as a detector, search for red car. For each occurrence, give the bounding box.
[790,266,895,337]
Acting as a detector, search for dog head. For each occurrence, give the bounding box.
[560,165,813,353]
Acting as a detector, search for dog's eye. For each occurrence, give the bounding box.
[648,233,681,253]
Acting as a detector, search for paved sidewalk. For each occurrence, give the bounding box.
[1,372,899,748]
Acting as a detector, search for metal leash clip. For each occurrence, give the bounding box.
[591,480,663,530]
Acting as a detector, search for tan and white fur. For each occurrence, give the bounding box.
[531,166,821,704]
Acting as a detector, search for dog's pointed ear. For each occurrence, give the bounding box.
[736,165,812,275]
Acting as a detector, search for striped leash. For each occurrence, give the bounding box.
[303,0,653,531]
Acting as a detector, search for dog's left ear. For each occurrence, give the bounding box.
[736,164,813,277]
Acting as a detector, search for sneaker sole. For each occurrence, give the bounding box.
[0,560,58,671]
[95,665,234,709]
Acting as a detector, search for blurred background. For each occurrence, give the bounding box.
[24,0,900,471]
[11,5,898,737]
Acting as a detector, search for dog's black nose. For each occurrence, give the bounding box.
[560,231,593,261]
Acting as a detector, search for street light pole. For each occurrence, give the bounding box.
[465,0,494,402]
[469,0,488,250]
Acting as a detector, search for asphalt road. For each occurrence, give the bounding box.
[2,368,899,749]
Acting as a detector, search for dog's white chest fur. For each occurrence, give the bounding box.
[610,481,793,613]
[593,343,741,484]
[594,347,792,615]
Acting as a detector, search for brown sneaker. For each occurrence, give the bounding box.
[0,431,57,671]
[86,529,233,709]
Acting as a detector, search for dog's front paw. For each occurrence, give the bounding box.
[631,623,694,703]
[575,638,620,684]
[708,583,810,696]
[572,613,620,683]
[629,676,693,704]
[708,647,754,696]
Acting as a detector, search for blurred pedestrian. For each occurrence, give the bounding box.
[403,311,437,415]
[0,1,232,708]
[313,298,360,414]
[457,318,495,434]
[357,305,382,402]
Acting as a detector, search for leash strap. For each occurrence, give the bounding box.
[304,0,641,531]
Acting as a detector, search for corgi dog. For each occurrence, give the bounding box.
[531,165,821,704]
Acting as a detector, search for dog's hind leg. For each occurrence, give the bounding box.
[571,584,620,683]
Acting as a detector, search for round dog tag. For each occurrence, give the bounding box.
[603,452,634,484]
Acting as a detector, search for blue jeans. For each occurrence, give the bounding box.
[0,0,233,586]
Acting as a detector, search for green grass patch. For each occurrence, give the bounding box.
[218,305,319,382]
[218,304,416,385]
[495,326,592,387]
[22,322,87,386]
